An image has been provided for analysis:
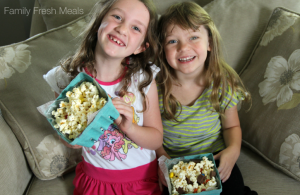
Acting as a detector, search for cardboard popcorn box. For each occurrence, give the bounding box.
[40,72,119,147]
[161,153,222,195]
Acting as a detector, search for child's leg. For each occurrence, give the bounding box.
[214,160,257,195]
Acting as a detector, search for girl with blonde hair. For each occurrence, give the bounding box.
[155,2,256,194]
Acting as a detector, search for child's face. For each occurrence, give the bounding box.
[164,24,211,76]
[96,0,150,60]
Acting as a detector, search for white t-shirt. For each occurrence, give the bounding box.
[44,65,160,170]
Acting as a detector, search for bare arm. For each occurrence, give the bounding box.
[113,80,163,150]
[222,105,242,155]
[155,146,171,159]
[214,105,241,182]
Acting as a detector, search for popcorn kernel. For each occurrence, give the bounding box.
[52,82,107,140]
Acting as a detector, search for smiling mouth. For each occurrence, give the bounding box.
[178,56,195,62]
[109,35,125,46]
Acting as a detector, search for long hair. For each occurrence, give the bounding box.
[156,1,250,121]
[60,0,158,112]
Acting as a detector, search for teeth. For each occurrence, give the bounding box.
[110,36,124,46]
[179,56,194,62]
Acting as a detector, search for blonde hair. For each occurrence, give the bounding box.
[60,0,158,112]
[156,1,250,121]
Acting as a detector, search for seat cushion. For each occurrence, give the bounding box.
[238,146,300,195]
[0,112,32,195]
[26,172,75,195]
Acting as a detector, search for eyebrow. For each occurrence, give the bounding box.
[165,28,200,38]
[110,8,147,29]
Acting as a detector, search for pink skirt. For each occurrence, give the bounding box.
[73,158,162,195]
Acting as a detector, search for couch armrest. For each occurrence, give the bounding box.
[0,110,32,195]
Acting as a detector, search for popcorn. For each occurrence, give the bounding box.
[52,82,107,140]
[169,156,218,195]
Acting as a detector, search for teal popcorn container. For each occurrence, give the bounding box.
[164,153,222,195]
[44,72,119,147]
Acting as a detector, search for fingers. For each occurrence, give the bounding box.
[59,137,82,149]
[72,145,83,149]
[62,142,82,149]
[157,169,163,191]
[158,168,168,187]
[114,115,122,126]
[159,180,163,191]
[222,172,230,183]
[213,152,221,160]
[218,161,232,183]
[112,98,133,119]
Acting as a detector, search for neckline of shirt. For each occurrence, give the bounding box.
[84,66,127,86]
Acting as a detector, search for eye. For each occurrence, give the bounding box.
[190,36,198,40]
[110,139,116,144]
[167,40,177,44]
[113,15,122,21]
[132,26,140,32]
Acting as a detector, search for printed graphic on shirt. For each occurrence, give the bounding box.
[87,123,140,161]
[121,92,140,124]
[87,92,141,162]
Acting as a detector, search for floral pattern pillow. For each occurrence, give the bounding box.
[0,44,31,81]
[0,15,89,180]
[238,7,300,181]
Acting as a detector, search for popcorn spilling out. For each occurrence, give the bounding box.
[169,156,218,195]
[52,82,107,140]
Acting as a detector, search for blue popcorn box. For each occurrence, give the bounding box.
[44,72,119,147]
[165,153,222,195]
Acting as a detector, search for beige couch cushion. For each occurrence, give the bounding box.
[238,7,300,182]
[203,0,300,73]
[37,0,98,30]
[33,0,213,32]
[238,147,300,195]
[0,112,32,194]
[30,0,47,37]
[26,172,75,195]
[0,15,88,180]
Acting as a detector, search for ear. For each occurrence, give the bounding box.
[133,42,149,55]
[207,37,211,52]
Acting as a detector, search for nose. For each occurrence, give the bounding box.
[178,41,190,52]
[115,23,127,36]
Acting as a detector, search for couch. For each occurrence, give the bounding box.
[1,0,300,194]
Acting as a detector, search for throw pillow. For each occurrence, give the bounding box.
[203,0,300,73]
[0,15,89,180]
[238,7,300,182]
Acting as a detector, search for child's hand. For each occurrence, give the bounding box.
[112,97,134,134]
[59,137,82,149]
[158,166,168,191]
[213,147,240,183]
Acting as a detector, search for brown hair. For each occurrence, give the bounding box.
[156,1,250,121]
[60,0,158,112]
